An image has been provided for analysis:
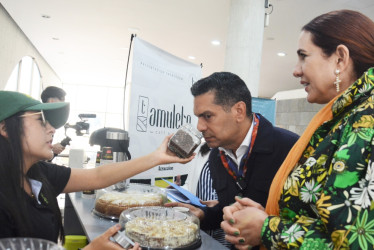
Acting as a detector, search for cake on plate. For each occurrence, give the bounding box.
[125,216,199,248]
[94,192,164,217]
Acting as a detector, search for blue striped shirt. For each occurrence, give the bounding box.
[197,161,231,248]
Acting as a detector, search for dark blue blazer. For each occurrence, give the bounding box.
[201,114,299,230]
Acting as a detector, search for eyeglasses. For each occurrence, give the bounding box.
[19,111,47,127]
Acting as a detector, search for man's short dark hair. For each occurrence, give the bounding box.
[190,72,252,117]
[41,86,66,103]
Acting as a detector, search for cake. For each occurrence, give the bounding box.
[94,192,164,217]
[125,217,199,248]
[168,125,201,158]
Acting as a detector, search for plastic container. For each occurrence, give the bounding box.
[92,183,167,220]
[63,235,87,250]
[0,237,64,250]
[115,207,201,249]
[168,124,202,158]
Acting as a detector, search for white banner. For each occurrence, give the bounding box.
[128,37,201,186]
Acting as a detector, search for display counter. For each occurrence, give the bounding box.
[66,192,228,249]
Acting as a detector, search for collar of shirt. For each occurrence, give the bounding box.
[29,178,42,204]
[219,120,254,167]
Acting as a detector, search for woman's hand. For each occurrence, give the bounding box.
[235,197,265,210]
[221,207,268,247]
[151,134,195,165]
[221,198,268,248]
[83,224,141,250]
[222,197,264,223]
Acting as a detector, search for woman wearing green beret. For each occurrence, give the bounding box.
[0,91,194,249]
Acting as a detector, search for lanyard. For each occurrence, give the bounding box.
[219,114,260,191]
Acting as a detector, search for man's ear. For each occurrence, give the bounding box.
[233,101,247,122]
[0,122,8,138]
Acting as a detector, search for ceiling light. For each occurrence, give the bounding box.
[277,52,286,57]
[41,14,50,19]
[120,47,129,50]
[188,56,196,60]
[211,40,221,46]
[52,37,59,40]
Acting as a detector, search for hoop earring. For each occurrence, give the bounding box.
[334,69,341,92]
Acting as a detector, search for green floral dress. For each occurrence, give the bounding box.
[261,68,374,249]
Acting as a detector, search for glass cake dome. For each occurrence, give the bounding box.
[114,206,201,250]
[0,237,64,250]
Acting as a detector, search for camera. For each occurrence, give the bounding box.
[64,113,96,136]
[50,113,97,159]
[65,121,90,136]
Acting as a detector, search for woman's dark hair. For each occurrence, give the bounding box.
[303,9,374,78]
[0,113,64,242]
[190,72,252,117]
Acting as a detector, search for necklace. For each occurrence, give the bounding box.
[23,178,35,199]
[25,188,35,199]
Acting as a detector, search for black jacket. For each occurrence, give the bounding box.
[201,114,299,230]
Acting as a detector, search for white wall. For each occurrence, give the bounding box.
[276,98,325,135]
[0,4,60,90]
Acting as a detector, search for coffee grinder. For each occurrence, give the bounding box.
[89,127,131,189]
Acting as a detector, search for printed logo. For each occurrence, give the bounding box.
[136,95,192,132]
[136,96,149,132]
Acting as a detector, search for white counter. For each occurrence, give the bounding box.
[67,192,228,249]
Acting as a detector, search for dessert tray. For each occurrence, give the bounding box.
[114,206,202,250]
[92,183,167,221]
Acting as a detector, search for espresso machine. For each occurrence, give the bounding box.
[89,127,131,189]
